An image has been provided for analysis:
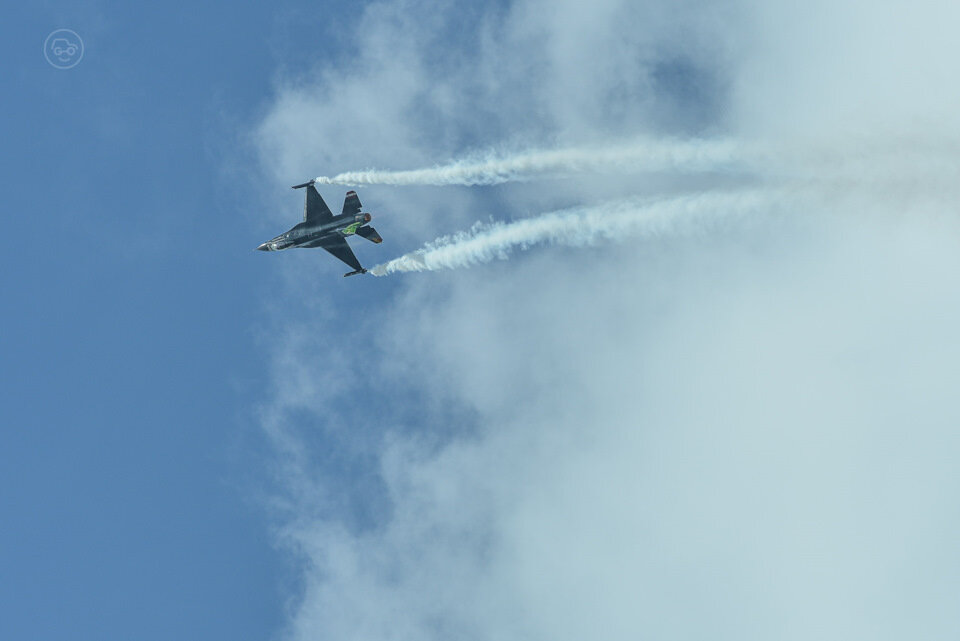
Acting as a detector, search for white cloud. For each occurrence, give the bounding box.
[251,1,960,640]
[733,0,960,140]
[267,216,960,641]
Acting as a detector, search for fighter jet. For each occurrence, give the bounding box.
[256,180,382,277]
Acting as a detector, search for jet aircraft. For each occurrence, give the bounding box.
[256,180,382,277]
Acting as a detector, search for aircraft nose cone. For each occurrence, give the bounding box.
[256,243,271,251]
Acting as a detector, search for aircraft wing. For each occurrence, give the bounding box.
[315,235,364,273]
[341,190,362,216]
[303,185,334,224]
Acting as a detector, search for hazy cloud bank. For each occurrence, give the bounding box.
[252,1,960,640]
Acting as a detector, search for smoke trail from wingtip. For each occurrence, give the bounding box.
[358,136,960,277]
[369,190,777,276]
[316,138,746,187]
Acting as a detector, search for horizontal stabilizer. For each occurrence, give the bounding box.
[292,179,316,189]
[355,225,383,244]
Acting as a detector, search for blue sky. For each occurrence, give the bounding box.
[5,2,960,641]
[0,3,348,639]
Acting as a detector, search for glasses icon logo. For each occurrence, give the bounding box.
[44,29,84,69]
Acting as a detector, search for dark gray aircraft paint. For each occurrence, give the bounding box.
[257,180,382,277]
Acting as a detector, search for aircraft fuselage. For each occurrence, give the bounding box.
[257,212,372,252]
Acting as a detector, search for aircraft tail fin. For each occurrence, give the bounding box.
[355,225,383,244]
[342,190,362,216]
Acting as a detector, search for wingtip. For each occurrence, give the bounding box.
[291,179,316,189]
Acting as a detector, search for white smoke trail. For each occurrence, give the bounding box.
[357,135,960,277]
[315,138,746,186]
[369,190,777,276]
